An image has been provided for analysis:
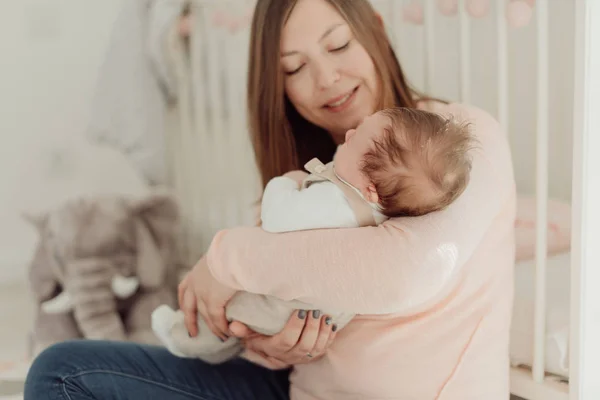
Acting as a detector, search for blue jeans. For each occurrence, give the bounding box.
[24,340,291,400]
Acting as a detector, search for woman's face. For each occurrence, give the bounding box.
[280,0,379,143]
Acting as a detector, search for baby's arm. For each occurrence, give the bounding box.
[260,177,359,233]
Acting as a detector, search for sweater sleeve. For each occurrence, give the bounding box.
[207,104,516,314]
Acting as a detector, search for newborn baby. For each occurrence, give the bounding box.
[152,107,476,363]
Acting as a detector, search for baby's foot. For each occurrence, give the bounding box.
[151,305,186,357]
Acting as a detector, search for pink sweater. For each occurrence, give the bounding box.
[207,102,516,399]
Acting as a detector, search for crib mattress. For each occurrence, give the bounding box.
[510,251,571,379]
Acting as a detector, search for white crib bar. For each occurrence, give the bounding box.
[224,26,238,228]
[188,4,208,260]
[423,0,436,93]
[164,21,195,264]
[533,0,549,384]
[496,0,509,129]
[570,1,600,398]
[458,0,470,103]
[207,14,227,235]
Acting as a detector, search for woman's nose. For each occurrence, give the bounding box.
[314,59,340,89]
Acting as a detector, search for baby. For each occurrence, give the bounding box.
[261,106,475,231]
[151,107,476,363]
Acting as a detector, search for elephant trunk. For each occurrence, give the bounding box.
[42,259,140,341]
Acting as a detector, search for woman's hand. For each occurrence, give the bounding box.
[178,257,238,341]
[230,309,338,367]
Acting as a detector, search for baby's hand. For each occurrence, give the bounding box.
[283,170,308,186]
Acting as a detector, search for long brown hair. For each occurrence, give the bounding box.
[247,0,425,190]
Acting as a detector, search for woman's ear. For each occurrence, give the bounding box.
[375,13,384,28]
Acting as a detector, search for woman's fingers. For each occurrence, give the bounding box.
[239,310,339,365]
[242,310,307,357]
[206,304,230,341]
[181,288,198,336]
[177,285,185,309]
[177,273,190,308]
[325,323,338,349]
[289,310,322,357]
[308,315,335,359]
[196,299,222,341]
[275,310,309,352]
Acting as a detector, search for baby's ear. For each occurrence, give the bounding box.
[365,184,379,203]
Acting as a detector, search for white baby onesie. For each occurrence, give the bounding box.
[261,160,387,233]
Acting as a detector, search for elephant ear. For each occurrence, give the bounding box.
[128,189,179,289]
[22,211,61,302]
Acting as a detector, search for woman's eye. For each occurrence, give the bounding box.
[331,41,350,52]
[285,65,304,76]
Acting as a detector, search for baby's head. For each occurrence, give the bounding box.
[333,107,476,218]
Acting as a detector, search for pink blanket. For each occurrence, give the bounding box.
[515,195,571,261]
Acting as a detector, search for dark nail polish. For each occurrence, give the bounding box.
[332,324,338,332]
[325,316,332,325]
[298,310,307,319]
[312,310,321,319]
[188,331,191,337]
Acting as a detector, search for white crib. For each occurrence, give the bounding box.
[165,1,600,399]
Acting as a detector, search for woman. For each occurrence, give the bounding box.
[24,0,516,399]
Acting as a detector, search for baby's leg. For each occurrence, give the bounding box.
[225,292,300,336]
[225,293,355,335]
[151,305,243,364]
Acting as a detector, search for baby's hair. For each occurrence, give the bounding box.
[361,107,477,218]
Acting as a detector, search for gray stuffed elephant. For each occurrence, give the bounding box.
[23,189,181,356]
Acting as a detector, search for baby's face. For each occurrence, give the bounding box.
[333,111,390,193]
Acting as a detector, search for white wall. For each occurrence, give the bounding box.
[0,0,124,284]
